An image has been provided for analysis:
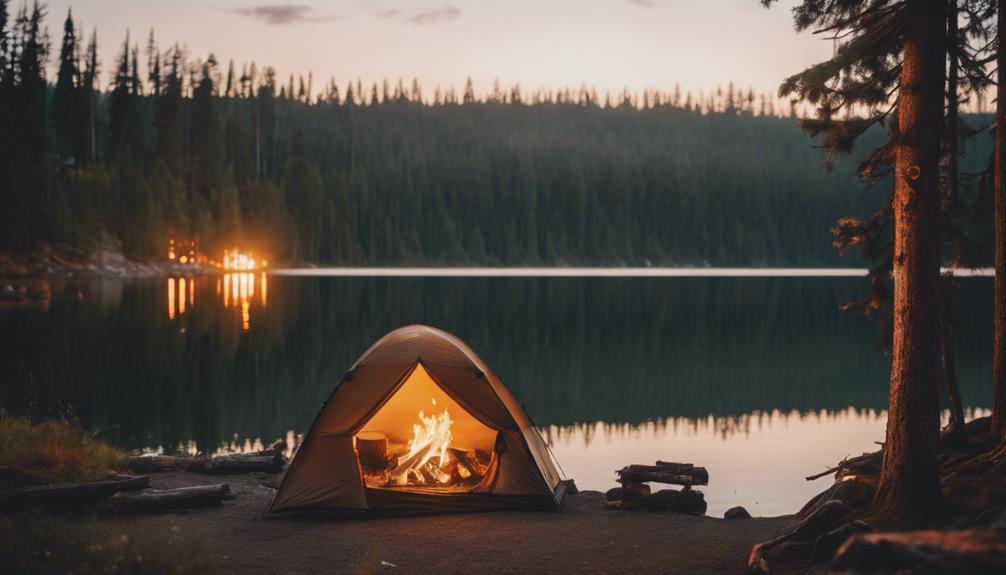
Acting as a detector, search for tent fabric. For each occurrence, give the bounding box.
[269,324,566,515]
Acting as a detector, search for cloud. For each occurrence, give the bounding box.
[630,0,656,6]
[407,6,460,24]
[378,8,401,18]
[233,5,317,25]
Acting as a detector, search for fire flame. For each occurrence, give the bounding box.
[394,404,454,485]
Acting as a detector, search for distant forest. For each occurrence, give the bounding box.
[0,3,994,266]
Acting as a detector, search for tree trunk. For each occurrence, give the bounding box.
[872,0,944,525]
[939,274,966,445]
[993,0,1006,441]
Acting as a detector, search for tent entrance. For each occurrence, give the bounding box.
[354,363,498,494]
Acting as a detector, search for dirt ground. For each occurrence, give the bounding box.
[116,472,802,575]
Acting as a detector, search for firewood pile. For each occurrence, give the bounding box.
[357,432,490,490]
[605,461,708,515]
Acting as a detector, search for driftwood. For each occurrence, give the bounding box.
[100,484,235,515]
[805,450,882,482]
[190,453,285,475]
[0,474,150,512]
[128,439,288,474]
[832,528,1006,574]
[127,454,194,473]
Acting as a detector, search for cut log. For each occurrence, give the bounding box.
[357,432,389,469]
[652,462,710,484]
[0,475,150,512]
[623,462,712,484]
[100,484,236,515]
[616,467,698,487]
[190,453,285,475]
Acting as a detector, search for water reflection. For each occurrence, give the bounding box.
[0,274,993,514]
[166,273,268,332]
[545,407,991,516]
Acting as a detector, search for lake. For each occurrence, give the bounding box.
[0,271,993,516]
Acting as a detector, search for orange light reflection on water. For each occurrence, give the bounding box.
[166,273,268,332]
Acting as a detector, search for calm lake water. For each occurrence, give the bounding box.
[0,271,994,516]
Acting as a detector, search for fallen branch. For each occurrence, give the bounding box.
[0,475,150,512]
[100,484,236,515]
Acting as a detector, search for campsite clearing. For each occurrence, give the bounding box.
[118,471,798,575]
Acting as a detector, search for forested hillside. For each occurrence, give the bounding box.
[0,4,993,266]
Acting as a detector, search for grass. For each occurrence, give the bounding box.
[0,413,126,483]
[0,512,216,575]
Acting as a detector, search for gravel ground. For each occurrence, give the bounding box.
[116,472,800,575]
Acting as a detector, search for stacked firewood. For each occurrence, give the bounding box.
[605,461,708,514]
[357,432,489,489]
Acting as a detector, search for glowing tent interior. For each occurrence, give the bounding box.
[269,324,569,515]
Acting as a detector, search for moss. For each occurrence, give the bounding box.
[0,414,125,483]
[0,513,215,575]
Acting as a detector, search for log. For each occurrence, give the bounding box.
[448,448,488,478]
[652,462,710,484]
[0,475,150,512]
[637,489,706,514]
[616,467,698,487]
[390,443,433,478]
[357,432,389,469]
[190,453,285,475]
[127,454,193,473]
[99,484,235,515]
[747,500,851,574]
[627,462,708,484]
[832,529,1006,573]
[0,466,48,489]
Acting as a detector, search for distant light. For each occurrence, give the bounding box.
[179,255,189,264]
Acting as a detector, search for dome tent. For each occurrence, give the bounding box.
[270,324,569,515]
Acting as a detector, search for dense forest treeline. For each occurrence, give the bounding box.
[0,3,993,266]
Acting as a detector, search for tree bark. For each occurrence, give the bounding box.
[872,0,945,525]
[993,0,1006,441]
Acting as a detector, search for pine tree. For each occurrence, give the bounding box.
[51,9,78,162]
[764,0,946,525]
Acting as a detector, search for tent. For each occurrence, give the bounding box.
[269,324,569,516]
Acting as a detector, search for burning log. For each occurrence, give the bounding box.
[390,443,434,479]
[0,475,150,512]
[449,448,488,479]
[357,431,390,469]
[99,484,236,515]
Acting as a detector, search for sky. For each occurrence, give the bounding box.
[37,0,833,100]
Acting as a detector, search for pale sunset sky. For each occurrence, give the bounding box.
[39,0,832,99]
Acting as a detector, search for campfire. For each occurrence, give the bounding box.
[357,399,491,491]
